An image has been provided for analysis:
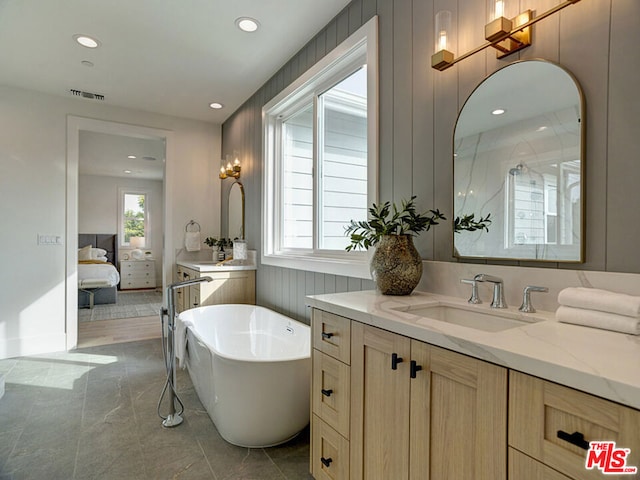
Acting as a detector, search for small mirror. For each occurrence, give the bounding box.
[453,60,584,262]
[228,181,245,240]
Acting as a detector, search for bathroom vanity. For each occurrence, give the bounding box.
[175,259,256,313]
[307,290,640,480]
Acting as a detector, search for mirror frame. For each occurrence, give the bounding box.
[452,59,585,263]
[228,181,245,240]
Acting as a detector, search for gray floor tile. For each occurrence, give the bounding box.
[0,339,311,480]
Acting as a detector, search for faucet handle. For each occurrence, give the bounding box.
[461,279,482,304]
[519,285,549,313]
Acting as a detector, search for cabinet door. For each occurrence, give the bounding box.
[200,271,256,305]
[409,341,507,480]
[350,322,411,480]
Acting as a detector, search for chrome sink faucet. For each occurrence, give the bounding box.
[519,285,549,313]
[473,273,507,308]
[461,278,482,304]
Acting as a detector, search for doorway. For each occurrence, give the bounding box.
[66,117,175,349]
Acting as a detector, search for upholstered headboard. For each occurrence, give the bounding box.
[78,233,118,265]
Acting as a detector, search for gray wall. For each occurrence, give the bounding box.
[221,0,640,323]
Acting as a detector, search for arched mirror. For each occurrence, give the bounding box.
[453,60,584,262]
[228,181,245,240]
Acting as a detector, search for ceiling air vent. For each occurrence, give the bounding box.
[70,89,104,101]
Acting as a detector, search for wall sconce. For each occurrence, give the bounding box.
[431,0,582,71]
[219,154,241,180]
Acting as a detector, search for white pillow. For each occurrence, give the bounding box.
[90,248,108,259]
[78,245,92,261]
[95,255,108,262]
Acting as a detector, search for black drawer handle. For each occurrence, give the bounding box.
[410,360,422,378]
[391,353,403,370]
[321,332,334,340]
[321,388,333,397]
[320,457,333,468]
[557,430,589,450]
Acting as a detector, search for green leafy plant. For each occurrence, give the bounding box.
[345,196,492,251]
[453,213,492,233]
[345,196,446,251]
[204,237,233,249]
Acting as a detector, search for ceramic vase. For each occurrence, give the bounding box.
[370,234,422,295]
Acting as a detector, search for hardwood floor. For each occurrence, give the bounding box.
[78,315,162,348]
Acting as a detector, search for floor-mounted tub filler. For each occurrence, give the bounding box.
[176,304,311,447]
[158,277,213,428]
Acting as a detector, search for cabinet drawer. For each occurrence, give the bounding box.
[312,309,351,364]
[313,350,350,438]
[312,414,349,480]
[509,371,640,480]
[121,278,156,289]
[509,448,572,480]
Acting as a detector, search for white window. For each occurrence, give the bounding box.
[118,188,150,247]
[262,17,378,278]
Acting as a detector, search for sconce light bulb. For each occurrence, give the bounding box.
[220,166,226,174]
[438,31,448,51]
[233,158,240,166]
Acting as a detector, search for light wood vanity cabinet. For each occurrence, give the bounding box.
[311,310,352,480]
[310,308,508,480]
[509,371,640,480]
[174,265,255,313]
[350,322,507,480]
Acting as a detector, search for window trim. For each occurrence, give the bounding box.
[118,187,151,248]
[262,16,378,279]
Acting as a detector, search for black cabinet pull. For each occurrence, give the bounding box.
[320,457,333,467]
[321,332,334,339]
[410,360,422,378]
[321,389,333,397]
[557,430,589,450]
[391,353,403,370]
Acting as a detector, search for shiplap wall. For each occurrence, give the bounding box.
[221,0,640,324]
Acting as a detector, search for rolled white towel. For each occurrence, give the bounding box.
[556,305,640,335]
[185,231,201,252]
[558,287,640,318]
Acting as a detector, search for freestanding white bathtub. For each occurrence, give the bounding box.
[177,304,311,447]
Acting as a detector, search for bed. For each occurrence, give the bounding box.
[78,234,120,308]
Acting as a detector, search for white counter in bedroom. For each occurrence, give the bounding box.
[306,290,640,410]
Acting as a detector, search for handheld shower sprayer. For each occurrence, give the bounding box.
[158,276,212,428]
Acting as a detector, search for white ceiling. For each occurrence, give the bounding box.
[0,0,351,179]
[0,0,351,124]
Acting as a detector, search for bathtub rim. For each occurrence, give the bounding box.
[179,304,311,364]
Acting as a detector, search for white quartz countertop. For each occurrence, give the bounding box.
[177,260,257,272]
[306,290,640,410]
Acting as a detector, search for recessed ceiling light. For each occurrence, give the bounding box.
[235,17,260,32]
[74,34,100,48]
[209,102,223,109]
[492,108,506,115]
[536,126,548,132]
[123,170,132,174]
[127,155,137,159]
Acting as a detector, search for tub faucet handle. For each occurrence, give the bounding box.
[461,278,482,304]
[519,285,549,313]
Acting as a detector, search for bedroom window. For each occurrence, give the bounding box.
[119,188,150,247]
[262,17,378,278]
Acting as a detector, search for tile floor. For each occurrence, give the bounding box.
[0,339,312,480]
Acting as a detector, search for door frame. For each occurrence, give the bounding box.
[66,116,174,350]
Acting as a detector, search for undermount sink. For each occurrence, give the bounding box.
[394,303,543,332]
